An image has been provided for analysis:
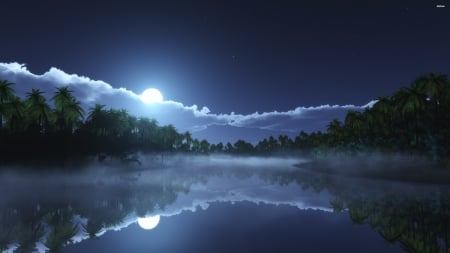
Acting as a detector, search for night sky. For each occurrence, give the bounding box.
[1,0,449,143]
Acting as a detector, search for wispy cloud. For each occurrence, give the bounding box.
[0,62,375,142]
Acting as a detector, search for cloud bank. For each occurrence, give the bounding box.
[0,62,375,143]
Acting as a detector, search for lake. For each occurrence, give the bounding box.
[0,155,447,253]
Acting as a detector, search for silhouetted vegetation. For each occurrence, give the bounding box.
[261,166,450,253]
[0,80,197,164]
[0,171,195,252]
[1,72,450,167]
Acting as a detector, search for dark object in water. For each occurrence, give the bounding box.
[97,153,107,162]
[120,152,142,166]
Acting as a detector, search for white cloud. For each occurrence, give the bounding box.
[0,62,374,141]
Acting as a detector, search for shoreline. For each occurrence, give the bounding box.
[298,156,450,185]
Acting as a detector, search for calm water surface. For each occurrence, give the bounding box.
[0,155,446,253]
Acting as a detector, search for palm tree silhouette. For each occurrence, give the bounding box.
[372,96,393,135]
[137,117,159,142]
[159,124,179,151]
[327,119,343,146]
[390,86,423,148]
[16,221,45,253]
[86,104,108,136]
[344,110,364,143]
[0,80,15,130]
[0,209,20,252]
[5,96,25,134]
[417,73,450,135]
[44,208,79,253]
[25,89,52,133]
[81,219,105,240]
[65,98,84,133]
[180,131,193,152]
[53,87,84,133]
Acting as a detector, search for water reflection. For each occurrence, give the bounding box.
[264,167,450,253]
[0,155,448,253]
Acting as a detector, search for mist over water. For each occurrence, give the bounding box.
[0,154,448,253]
[1,154,305,182]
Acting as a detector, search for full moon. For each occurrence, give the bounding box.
[141,88,163,104]
[137,215,161,230]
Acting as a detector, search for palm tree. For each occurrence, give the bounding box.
[197,139,210,153]
[159,124,179,151]
[81,219,105,240]
[416,73,449,133]
[53,87,84,133]
[396,86,425,116]
[0,80,14,102]
[16,221,45,253]
[362,108,377,144]
[393,86,426,148]
[372,96,394,137]
[215,142,224,152]
[233,140,254,154]
[44,208,79,253]
[329,196,345,213]
[378,221,405,246]
[25,89,52,133]
[65,98,84,133]
[53,87,74,112]
[348,200,370,225]
[278,135,292,150]
[417,72,447,107]
[327,119,343,147]
[137,117,159,148]
[5,96,26,134]
[294,131,309,150]
[0,80,15,129]
[344,110,365,145]
[105,109,130,137]
[267,136,279,152]
[189,139,200,152]
[256,138,270,153]
[86,104,108,136]
[127,115,138,135]
[180,131,193,152]
[0,209,20,252]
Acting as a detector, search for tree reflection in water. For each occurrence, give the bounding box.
[0,161,448,253]
[261,168,450,253]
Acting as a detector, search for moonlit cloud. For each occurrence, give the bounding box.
[0,62,375,142]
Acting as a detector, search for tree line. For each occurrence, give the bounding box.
[0,72,449,163]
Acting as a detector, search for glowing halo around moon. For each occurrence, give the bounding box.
[141,88,163,104]
[137,215,161,230]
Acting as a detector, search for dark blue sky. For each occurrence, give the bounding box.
[2,0,449,114]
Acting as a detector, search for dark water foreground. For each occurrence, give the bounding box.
[0,155,448,253]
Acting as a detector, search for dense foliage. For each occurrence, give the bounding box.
[1,72,449,163]
[0,81,194,162]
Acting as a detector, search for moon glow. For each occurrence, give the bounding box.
[141,88,163,104]
[137,215,161,230]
